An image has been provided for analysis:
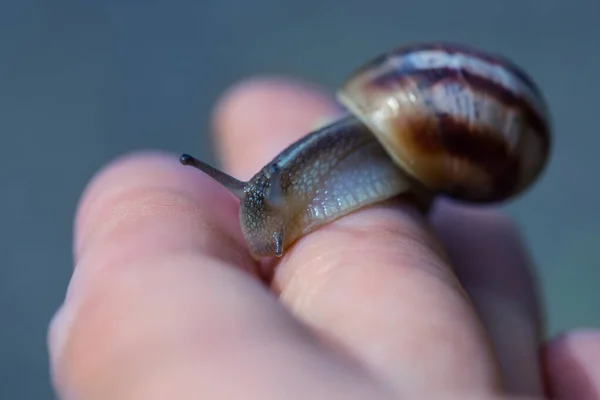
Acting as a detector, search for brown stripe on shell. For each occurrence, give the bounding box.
[406,112,521,201]
[371,66,550,155]
[438,114,521,200]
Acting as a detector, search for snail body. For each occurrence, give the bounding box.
[181,42,551,259]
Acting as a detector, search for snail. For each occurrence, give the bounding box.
[180,42,551,259]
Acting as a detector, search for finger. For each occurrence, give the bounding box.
[543,330,600,398]
[430,200,545,396]
[213,76,343,179]
[48,152,396,400]
[213,78,503,396]
[71,151,250,268]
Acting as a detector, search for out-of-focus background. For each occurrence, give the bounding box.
[1,0,598,398]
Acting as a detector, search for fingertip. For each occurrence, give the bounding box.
[73,150,244,264]
[544,329,600,398]
[545,329,600,359]
[74,151,173,252]
[211,76,342,178]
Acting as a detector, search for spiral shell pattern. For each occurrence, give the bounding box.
[338,43,551,202]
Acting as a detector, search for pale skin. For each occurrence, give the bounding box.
[48,77,600,399]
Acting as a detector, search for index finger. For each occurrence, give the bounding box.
[49,154,395,399]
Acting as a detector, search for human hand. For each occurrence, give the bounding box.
[48,78,600,399]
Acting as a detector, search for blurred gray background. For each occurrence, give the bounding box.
[1,0,598,398]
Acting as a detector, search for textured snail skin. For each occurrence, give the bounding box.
[180,42,551,258]
[180,117,424,258]
[238,115,425,258]
[339,42,551,202]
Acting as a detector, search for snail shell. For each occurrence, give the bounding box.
[180,42,551,258]
[337,42,551,202]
